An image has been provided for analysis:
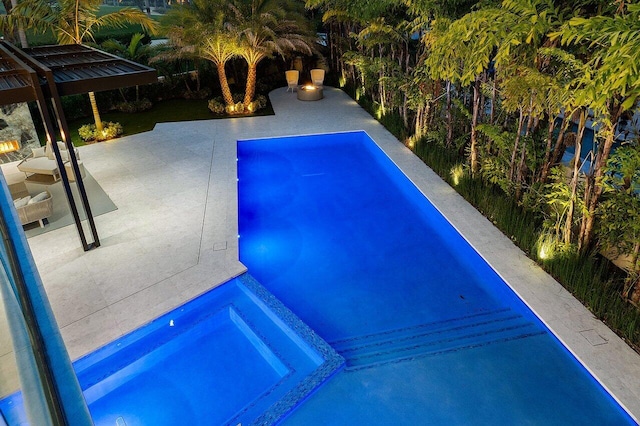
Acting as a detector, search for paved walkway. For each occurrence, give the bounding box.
[2,87,639,420]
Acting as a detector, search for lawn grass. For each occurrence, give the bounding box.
[69,99,211,145]
[67,98,274,145]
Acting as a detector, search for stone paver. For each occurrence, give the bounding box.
[1,87,639,421]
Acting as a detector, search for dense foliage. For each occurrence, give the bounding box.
[311,0,640,346]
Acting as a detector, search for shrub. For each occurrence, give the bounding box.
[78,121,123,142]
[114,99,153,113]
[208,98,226,115]
[61,94,90,121]
[251,94,268,111]
[208,94,269,115]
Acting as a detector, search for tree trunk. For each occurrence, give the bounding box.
[217,62,234,107]
[515,101,536,198]
[470,78,481,175]
[579,103,623,250]
[540,114,562,183]
[515,137,528,200]
[88,91,104,134]
[244,62,257,109]
[565,111,587,245]
[490,78,497,125]
[509,108,525,181]
[446,80,453,147]
[9,0,29,48]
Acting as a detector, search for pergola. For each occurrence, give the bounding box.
[0,41,157,251]
[0,41,158,426]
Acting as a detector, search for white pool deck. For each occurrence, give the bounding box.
[1,87,640,421]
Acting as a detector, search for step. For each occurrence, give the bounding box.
[330,309,544,370]
[331,308,513,353]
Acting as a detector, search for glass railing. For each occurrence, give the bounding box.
[0,172,92,425]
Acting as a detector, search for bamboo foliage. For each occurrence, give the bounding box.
[315,0,640,290]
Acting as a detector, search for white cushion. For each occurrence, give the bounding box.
[13,196,31,208]
[32,146,46,158]
[28,192,49,204]
[45,141,71,161]
[45,142,55,160]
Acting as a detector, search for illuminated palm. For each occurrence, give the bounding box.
[161,0,240,108]
[228,0,314,108]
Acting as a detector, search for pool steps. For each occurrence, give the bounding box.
[331,309,545,370]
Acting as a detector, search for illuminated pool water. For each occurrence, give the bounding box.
[238,131,635,424]
[0,275,343,425]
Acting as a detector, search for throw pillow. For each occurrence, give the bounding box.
[32,146,46,158]
[13,196,31,208]
[28,192,49,204]
[45,141,55,160]
[60,150,69,162]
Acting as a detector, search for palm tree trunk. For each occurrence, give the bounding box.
[10,0,28,48]
[89,91,104,134]
[244,62,257,109]
[217,62,234,107]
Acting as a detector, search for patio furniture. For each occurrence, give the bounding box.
[13,190,53,228]
[65,160,86,182]
[17,142,79,182]
[310,69,325,87]
[286,70,299,92]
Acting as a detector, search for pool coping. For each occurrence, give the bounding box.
[6,87,639,421]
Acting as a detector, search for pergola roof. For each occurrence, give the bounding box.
[23,44,157,96]
[0,41,157,252]
[0,41,157,105]
[0,42,40,105]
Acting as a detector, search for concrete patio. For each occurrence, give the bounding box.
[1,87,640,421]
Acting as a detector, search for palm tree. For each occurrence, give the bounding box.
[2,0,157,134]
[0,0,29,47]
[228,0,314,109]
[161,0,240,109]
[102,33,156,102]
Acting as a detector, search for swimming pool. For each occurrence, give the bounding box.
[0,275,343,425]
[238,131,635,424]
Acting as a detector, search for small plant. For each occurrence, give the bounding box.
[226,102,245,114]
[78,121,123,142]
[208,94,268,115]
[208,98,226,115]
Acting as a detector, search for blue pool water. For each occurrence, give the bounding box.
[238,131,635,424]
[0,275,343,425]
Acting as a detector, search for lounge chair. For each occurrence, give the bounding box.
[310,69,325,87]
[285,70,299,92]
